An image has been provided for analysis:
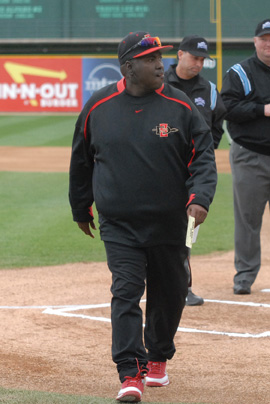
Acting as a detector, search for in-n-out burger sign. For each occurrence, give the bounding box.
[0,59,82,111]
[0,82,79,107]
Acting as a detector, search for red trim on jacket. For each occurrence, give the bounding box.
[186,193,196,207]
[88,206,94,219]
[155,86,192,110]
[84,78,126,140]
[188,139,196,168]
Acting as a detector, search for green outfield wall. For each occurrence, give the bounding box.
[0,0,268,41]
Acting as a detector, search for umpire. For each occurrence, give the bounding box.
[69,31,217,402]
[165,35,226,306]
[221,19,270,295]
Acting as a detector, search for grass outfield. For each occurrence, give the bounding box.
[0,114,231,149]
[0,171,106,268]
[0,170,233,269]
[0,387,207,404]
[0,115,233,269]
[0,114,77,147]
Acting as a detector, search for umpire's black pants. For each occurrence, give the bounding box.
[104,241,189,382]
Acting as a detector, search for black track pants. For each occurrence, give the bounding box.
[104,241,189,382]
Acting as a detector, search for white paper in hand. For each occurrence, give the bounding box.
[192,224,200,243]
[186,216,195,248]
[186,217,200,248]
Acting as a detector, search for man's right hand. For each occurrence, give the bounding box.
[77,221,96,238]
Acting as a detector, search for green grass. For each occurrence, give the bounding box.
[192,173,234,255]
[0,171,233,269]
[0,115,231,149]
[0,115,76,147]
[0,171,106,269]
[0,388,106,404]
[0,114,234,269]
[0,387,207,404]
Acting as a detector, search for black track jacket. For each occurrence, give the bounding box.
[221,53,270,156]
[69,78,217,247]
[165,64,226,149]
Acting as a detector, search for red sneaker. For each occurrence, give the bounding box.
[116,364,148,402]
[145,361,169,387]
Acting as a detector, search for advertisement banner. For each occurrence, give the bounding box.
[82,57,176,105]
[83,58,123,105]
[0,56,177,113]
[0,56,82,112]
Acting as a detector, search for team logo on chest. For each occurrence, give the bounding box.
[152,123,178,137]
[194,97,206,107]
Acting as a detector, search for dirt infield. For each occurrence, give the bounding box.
[0,147,270,404]
[0,146,231,173]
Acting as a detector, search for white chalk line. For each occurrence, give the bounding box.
[1,298,269,339]
[177,327,270,338]
[43,305,270,339]
[0,305,83,309]
[203,299,270,308]
[1,299,269,310]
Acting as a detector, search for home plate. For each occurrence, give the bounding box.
[261,289,270,293]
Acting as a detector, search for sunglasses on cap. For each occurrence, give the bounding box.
[121,36,162,60]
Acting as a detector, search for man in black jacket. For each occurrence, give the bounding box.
[69,31,217,402]
[165,35,226,306]
[221,19,270,295]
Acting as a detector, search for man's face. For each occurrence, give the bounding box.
[177,51,205,79]
[127,51,164,94]
[254,34,270,66]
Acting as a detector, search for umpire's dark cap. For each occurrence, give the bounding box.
[118,31,173,65]
[255,19,270,37]
[178,35,212,60]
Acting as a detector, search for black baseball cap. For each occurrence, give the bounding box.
[118,31,173,65]
[255,19,270,37]
[178,35,212,60]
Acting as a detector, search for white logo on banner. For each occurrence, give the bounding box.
[0,83,79,107]
[85,63,122,93]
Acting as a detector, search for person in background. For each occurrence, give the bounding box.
[165,35,226,306]
[69,31,217,402]
[221,19,270,295]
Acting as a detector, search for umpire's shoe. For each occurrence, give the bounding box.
[234,280,251,295]
[186,288,204,306]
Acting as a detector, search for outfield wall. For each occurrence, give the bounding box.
[0,0,267,41]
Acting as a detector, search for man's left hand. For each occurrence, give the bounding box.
[187,204,208,227]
